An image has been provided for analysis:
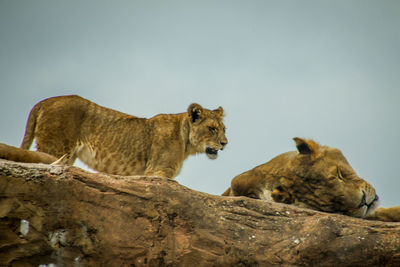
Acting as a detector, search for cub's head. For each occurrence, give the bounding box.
[187,103,228,159]
[272,138,379,218]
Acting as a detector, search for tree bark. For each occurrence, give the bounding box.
[0,159,399,266]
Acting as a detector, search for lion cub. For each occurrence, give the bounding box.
[21,95,228,178]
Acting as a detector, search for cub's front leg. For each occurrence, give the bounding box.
[143,152,183,179]
[143,137,186,179]
[144,165,179,179]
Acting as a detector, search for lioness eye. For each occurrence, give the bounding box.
[209,126,217,133]
[337,167,344,180]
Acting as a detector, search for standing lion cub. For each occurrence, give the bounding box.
[21,95,228,178]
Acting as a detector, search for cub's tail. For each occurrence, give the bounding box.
[0,143,57,164]
[20,101,41,149]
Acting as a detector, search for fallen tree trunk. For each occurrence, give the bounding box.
[0,159,399,266]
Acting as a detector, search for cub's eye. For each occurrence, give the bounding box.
[208,126,217,133]
[337,167,344,180]
[223,127,226,133]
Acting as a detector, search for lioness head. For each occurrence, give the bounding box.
[187,103,228,159]
[229,138,379,218]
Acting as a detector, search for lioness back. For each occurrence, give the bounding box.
[21,95,228,178]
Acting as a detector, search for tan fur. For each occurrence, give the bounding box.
[366,206,400,222]
[223,138,383,220]
[0,143,57,164]
[21,95,228,178]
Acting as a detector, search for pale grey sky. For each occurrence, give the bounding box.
[0,0,399,206]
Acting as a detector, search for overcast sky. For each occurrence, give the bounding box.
[0,1,399,207]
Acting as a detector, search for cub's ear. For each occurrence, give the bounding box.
[214,106,224,117]
[188,103,204,123]
[293,137,320,156]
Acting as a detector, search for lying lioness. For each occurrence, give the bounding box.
[223,137,400,222]
[20,95,228,178]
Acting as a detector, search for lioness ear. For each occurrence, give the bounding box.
[293,137,320,156]
[188,103,204,123]
[214,106,224,117]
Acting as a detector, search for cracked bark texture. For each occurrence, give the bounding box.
[0,159,400,266]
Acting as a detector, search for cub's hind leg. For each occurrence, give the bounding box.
[36,141,78,166]
[34,131,79,166]
[33,116,81,165]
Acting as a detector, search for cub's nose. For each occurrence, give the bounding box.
[220,141,227,147]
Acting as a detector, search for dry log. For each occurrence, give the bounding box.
[0,159,399,266]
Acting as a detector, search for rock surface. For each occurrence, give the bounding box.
[0,159,400,266]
